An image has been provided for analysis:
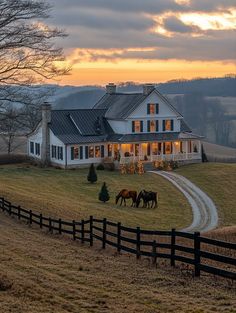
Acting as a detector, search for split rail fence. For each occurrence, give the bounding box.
[0,197,235,280]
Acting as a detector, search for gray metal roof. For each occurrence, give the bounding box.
[93,89,183,119]
[50,109,114,144]
[107,132,201,143]
[93,93,147,119]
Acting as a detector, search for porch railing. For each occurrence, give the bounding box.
[120,153,201,164]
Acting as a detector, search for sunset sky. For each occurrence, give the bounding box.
[48,0,236,86]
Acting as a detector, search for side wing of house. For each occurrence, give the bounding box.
[27,123,43,160]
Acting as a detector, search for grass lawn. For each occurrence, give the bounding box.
[177,163,236,227]
[0,164,191,230]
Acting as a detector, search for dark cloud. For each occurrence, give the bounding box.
[47,0,236,64]
[163,16,199,33]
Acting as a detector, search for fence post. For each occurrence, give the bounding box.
[136,227,141,260]
[29,210,32,225]
[102,218,107,249]
[1,198,5,212]
[40,213,42,228]
[81,219,85,244]
[73,220,76,241]
[194,232,201,277]
[171,228,176,267]
[152,240,157,266]
[9,203,12,216]
[59,218,62,235]
[49,218,52,233]
[18,206,21,220]
[89,216,93,247]
[117,222,121,253]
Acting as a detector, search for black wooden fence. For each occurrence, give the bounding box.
[0,197,235,280]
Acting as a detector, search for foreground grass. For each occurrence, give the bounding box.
[0,214,235,313]
[0,164,191,230]
[177,163,236,227]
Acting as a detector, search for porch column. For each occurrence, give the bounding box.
[185,141,188,159]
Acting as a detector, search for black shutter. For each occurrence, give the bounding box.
[140,121,143,132]
[171,119,174,131]
[171,143,173,154]
[85,146,89,159]
[147,143,151,156]
[147,120,150,132]
[156,120,159,132]
[101,145,104,158]
[156,103,159,114]
[71,147,74,160]
[163,120,166,131]
[80,146,83,159]
[147,103,150,114]
[132,121,135,133]
[163,143,166,154]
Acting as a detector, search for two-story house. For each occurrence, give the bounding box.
[27,83,202,168]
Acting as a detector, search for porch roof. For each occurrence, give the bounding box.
[107,132,202,143]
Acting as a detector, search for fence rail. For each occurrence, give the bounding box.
[0,197,235,280]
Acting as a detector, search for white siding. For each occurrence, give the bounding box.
[107,120,128,134]
[28,125,43,160]
[50,130,66,166]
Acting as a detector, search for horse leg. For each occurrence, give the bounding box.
[124,198,126,206]
[120,197,123,206]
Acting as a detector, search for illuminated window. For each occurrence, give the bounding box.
[163,119,174,131]
[164,142,172,154]
[152,143,158,155]
[150,120,155,132]
[132,121,143,133]
[135,144,139,156]
[89,146,94,158]
[95,146,101,158]
[108,144,112,157]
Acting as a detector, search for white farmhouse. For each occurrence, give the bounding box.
[27,83,202,168]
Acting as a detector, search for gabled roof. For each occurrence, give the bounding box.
[93,89,182,119]
[49,109,114,144]
[93,93,147,119]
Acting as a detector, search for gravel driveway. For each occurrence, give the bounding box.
[150,171,218,233]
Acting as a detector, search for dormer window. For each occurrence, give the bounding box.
[147,103,159,115]
[132,121,143,133]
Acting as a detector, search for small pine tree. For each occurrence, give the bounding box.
[87,163,97,183]
[201,144,208,163]
[99,182,110,203]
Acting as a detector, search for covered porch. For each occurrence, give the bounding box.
[109,140,202,164]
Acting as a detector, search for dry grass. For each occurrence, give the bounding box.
[0,164,192,230]
[177,163,236,227]
[0,213,235,313]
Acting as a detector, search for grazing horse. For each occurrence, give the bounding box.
[115,189,137,207]
[136,190,158,208]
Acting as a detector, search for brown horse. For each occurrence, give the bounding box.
[115,189,137,207]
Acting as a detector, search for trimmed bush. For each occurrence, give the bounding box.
[87,163,97,183]
[99,182,110,203]
[97,163,105,170]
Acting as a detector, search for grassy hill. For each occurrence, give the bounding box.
[0,213,235,313]
[0,164,192,230]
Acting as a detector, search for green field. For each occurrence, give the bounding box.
[0,163,235,230]
[0,164,191,230]
[177,163,236,227]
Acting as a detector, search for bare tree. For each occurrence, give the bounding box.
[0,0,69,87]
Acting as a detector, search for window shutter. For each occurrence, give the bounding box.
[171,143,173,154]
[147,143,151,156]
[163,143,166,154]
[85,146,89,159]
[101,145,104,158]
[71,147,74,160]
[171,120,174,131]
[147,120,150,132]
[156,120,159,132]
[147,103,150,114]
[140,121,143,132]
[156,103,159,114]
[80,146,83,159]
[163,120,166,131]
[132,121,135,133]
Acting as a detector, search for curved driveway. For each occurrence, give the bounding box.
[150,171,218,233]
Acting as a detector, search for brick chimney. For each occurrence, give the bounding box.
[106,83,116,94]
[143,83,155,95]
[41,102,51,165]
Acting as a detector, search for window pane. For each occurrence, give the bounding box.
[150,104,155,114]
[108,144,112,157]
[95,146,101,158]
[150,120,155,132]
[165,120,171,131]
[89,146,94,158]
[134,121,141,132]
